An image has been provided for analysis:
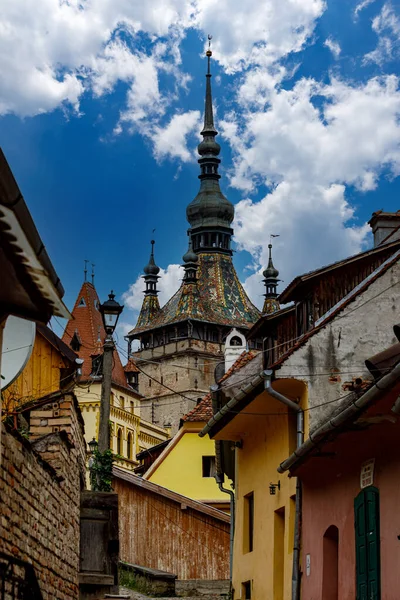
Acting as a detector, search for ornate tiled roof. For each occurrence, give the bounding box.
[130,253,260,335]
[62,281,129,388]
[136,295,161,329]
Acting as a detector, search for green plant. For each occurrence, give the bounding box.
[89,449,116,492]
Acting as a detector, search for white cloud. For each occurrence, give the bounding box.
[217,73,400,296]
[354,0,376,19]
[324,37,341,58]
[122,263,184,321]
[151,111,202,162]
[364,3,400,65]
[196,0,325,73]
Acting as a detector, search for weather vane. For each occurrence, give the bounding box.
[270,234,280,244]
[208,34,212,48]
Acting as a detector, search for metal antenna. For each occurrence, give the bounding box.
[84,259,89,282]
[91,263,95,285]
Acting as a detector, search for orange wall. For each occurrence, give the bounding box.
[298,397,400,600]
[2,331,68,413]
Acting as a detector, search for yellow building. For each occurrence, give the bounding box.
[143,395,232,511]
[201,351,308,600]
[62,280,169,471]
[2,323,77,416]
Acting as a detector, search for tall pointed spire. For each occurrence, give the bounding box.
[262,243,280,315]
[186,38,234,255]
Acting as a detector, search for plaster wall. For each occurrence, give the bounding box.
[146,421,232,505]
[298,398,400,600]
[279,259,400,430]
[230,383,307,600]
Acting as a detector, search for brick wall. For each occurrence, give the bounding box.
[0,392,86,600]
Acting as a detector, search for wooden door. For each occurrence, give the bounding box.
[354,487,380,600]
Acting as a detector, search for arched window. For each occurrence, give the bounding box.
[117,428,123,456]
[322,525,339,600]
[127,432,133,460]
[230,336,243,346]
[119,396,125,409]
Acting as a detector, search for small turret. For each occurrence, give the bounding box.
[263,243,280,314]
[182,238,199,284]
[143,240,160,296]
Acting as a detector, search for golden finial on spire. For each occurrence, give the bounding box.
[206,34,212,58]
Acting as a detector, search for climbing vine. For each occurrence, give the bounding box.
[89,449,116,492]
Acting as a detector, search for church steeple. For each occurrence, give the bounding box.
[186,39,234,255]
[262,243,280,315]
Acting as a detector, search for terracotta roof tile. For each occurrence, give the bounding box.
[62,282,128,388]
[124,357,140,373]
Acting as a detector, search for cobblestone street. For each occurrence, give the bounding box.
[119,587,222,600]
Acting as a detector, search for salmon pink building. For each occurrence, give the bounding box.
[281,333,400,600]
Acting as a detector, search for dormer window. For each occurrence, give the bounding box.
[70,331,82,352]
[78,297,86,307]
[90,354,103,378]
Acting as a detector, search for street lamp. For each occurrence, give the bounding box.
[88,437,98,455]
[98,291,124,453]
[99,291,124,338]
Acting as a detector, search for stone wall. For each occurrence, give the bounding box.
[134,339,224,433]
[279,259,400,430]
[0,392,85,600]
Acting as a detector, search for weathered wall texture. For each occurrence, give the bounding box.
[134,339,223,433]
[278,260,400,430]
[298,390,400,600]
[2,330,70,413]
[114,471,230,580]
[0,393,85,600]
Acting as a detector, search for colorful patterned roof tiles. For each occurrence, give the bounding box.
[130,253,260,335]
[136,294,161,329]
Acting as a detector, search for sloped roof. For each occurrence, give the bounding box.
[279,238,400,303]
[130,253,260,336]
[37,323,77,364]
[182,351,258,423]
[124,357,140,373]
[273,248,400,370]
[62,282,128,388]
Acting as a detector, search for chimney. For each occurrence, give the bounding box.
[224,328,247,372]
[369,210,400,247]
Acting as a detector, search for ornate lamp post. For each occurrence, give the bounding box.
[98,291,123,453]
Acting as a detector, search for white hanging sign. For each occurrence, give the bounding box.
[360,458,375,489]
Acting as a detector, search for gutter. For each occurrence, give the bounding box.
[199,371,265,437]
[278,359,400,474]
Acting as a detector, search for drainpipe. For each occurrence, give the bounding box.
[262,370,303,600]
[212,385,235,588]
[216,471,235,584]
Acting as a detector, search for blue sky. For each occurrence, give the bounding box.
[1,0,399,338]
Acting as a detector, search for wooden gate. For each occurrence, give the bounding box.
[79,492,119,596]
